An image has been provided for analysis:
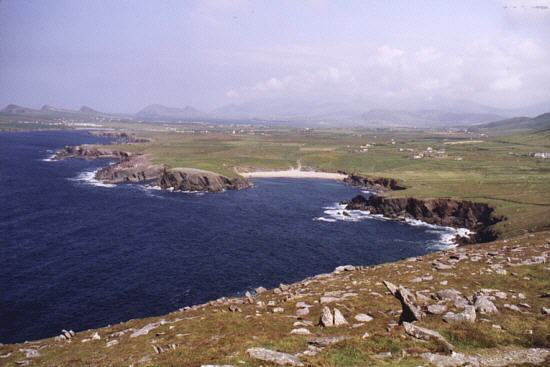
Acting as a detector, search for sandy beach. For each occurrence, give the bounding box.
[236,166,347,180]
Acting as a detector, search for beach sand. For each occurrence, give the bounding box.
[237,167,347,180]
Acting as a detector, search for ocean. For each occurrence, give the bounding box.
[0,130,459,343]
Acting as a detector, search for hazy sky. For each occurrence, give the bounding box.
[1,0,549,112]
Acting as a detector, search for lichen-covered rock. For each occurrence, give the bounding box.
[443,306,476,323]
[320,306,334,327]
[384,281,425,323]
[246,347,303,366]
[427,304,448,315]
[333,308,348,326]
[403,322,454,352]
[474,294,498,314]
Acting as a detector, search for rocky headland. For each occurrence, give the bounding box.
[54,144,130,160]
[344,194,504,244]
[54,144,251,192]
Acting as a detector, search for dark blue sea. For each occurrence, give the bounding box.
[0,130,456,343]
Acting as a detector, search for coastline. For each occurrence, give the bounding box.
[314,202,473,249]
[49,131,498,246]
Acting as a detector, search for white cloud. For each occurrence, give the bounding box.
[253,77,286,92]
[221,33,550,108]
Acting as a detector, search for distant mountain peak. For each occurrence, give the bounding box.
[1,104,32,114]
[79,105,99,114]
[136,104,207,120]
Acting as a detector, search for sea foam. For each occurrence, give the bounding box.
[69,169,116,188]
[314,202,472,249]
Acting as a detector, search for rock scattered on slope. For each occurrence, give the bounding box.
[427,304,448,315]
[308,336,348,347]
[130,321,164,338]
[320,306,334,327]
[443,305,477,323]
[402,322,454,352]
[384,281,425,322]
[333,308,348,326]
[421,347,550,367]
[474,294,499,314]
[354,313,374,322]
[246,348,303,366]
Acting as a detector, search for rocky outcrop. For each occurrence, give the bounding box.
[384,281,425,323]
[95,155,164,184]
[158,168,250,192]
[55,144,250,192]
[343,173,406,191]
[344,194,503,243]
[54,145,130,160]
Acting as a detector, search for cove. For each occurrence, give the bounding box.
[1,131,455,343]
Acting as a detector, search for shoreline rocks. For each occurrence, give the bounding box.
[158,168,250,192]
[344,194,503,244]
[54,145,129,160]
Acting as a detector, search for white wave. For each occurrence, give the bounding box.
[143,184,163,191]
[69,169,116,188]
[314,202,472,249]
[141,184,206,196]
[41,154,57,162]
[313,217,337,222]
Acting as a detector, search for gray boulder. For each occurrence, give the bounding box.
[246,348,303,366]
[384,281,425,323]
[443,306,476,323]
[474,294,498,314]
[403,322,454,352]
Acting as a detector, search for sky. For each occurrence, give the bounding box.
[1,0,550,113]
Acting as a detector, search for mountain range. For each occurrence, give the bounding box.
[2,99,550,128]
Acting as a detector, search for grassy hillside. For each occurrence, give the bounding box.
[473,112,550,134]
[1,231,548,366]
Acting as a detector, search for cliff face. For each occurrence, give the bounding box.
[158,168,250,192]
[55,145,250,192]
[345,195,504,243]
[343,173,406,191]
